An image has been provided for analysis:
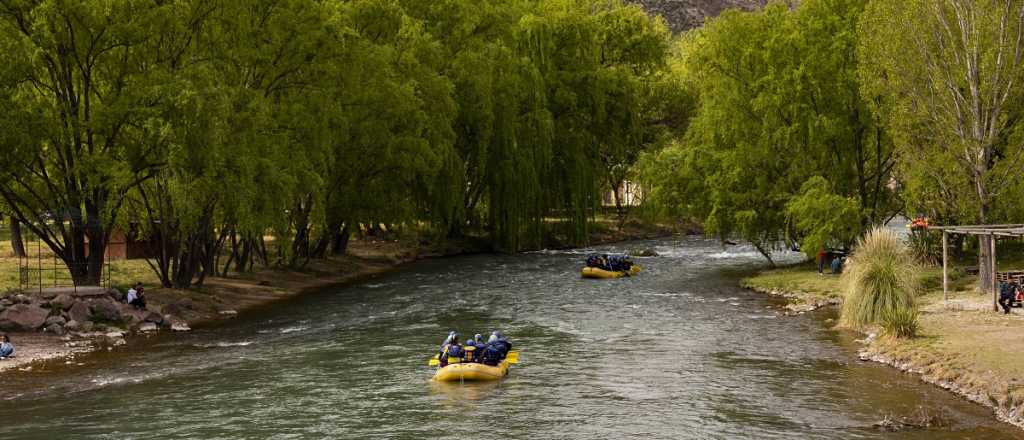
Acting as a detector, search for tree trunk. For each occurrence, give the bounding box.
[331,223,351,255]
[9,215,26,258]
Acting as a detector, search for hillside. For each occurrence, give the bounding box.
[630,0,770,32]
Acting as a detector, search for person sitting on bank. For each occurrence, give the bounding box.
[999,282,1022,314]
[128,283,147,310]
[439,333,465,367]
[125,283,139,304]
[0,334,14,359]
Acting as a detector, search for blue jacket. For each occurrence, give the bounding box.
[0,342,13,358]
[478,344,503,366]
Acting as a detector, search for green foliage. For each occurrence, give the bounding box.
[639,0,898,264]
[0,0,676,286]
[881,308,920,339]
[840,228,920,330]
[786,176,862,258]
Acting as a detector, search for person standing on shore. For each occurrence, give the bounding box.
[0,334,14,359]
[816,247,827,276]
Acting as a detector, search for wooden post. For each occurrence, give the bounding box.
[992,234,998,312]
[942,230,949,304]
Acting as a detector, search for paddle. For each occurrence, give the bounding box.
[427,351,520,366]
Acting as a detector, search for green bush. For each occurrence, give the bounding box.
[881,308,920,338]
[840,227,920,330]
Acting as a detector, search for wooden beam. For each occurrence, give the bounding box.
[943,230,948,304]
[992,234,998,312]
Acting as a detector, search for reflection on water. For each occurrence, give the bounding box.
[0,237,1018,439]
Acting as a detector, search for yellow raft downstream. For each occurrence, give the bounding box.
[432,359,510,382]
[581,264,642,279]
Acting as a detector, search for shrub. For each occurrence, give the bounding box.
[840,227,920,331]
[882,308,920,338]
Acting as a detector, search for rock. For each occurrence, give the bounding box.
[0,304,50,331]
[136,322,158,333]
[0,299,12,307]
[65,320,81,331]
[38,290,60,300]
[80,321,95,332]
[68,301,92,324]
[50,294,75,311]
[107,288,125,302]
[45,315,66,327]
[630,248,659,257]
[143,312,163,324]
[14,294,30,304]
[162,299,195,318]
[45,322,65,335]
[218,310,238,317]
[90,299,122,322]
[116,303,143,324]
[170,321,191,332]
[105,331,125,339]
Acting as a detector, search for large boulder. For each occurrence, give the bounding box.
[136,322,159,333]
[162,300,195,318]
[45,322,65,335]
[90,299,122,322]
[50,294,75,311]
[68,301,92,324]
[0,304,50,331]
[65,319,81,332]
[45,315,66,327]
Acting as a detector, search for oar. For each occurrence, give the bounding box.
[428,351,521,366]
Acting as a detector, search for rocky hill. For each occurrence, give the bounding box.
[629,0,771,33]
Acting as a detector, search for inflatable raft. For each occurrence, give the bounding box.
[433,360,510,382]
[581,264,642,279]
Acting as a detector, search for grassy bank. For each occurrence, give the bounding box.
[743,256,1024,429]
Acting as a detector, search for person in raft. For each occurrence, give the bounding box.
[0,334,14,359]
[438,332,465,367]
[462,333,487,363]
[487,331,512,358]
[585,254,634,272]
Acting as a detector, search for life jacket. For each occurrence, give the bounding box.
[478,344,503,366]
[440,343,465,367]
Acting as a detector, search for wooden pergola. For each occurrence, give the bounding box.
[929,224,1024,312]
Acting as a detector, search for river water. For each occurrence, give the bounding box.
[0,237,1018,439]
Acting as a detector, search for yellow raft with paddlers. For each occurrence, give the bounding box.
[429,351,519,382]
[581,264,642,279]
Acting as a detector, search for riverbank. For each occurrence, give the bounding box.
[743,263,1024,430]
[0,220,674,374]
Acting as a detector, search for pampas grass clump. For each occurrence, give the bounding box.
[839,227,919,333]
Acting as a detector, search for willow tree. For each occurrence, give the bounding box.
[0,0,204,284]
[859,0,1024,286]
[639,0,897,263]
[314,0,458,257]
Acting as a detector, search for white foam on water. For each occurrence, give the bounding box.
[279,326,309,334]
[196,341,254,348]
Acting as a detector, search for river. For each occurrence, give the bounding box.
[0,237,1017,439]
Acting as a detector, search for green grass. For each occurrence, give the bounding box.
[741,262,843,299]
[0,254,160,293]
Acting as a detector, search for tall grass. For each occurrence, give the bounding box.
[840,227,920,334]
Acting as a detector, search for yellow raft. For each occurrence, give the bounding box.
[433,359,510,382]
[581,264,642,279]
